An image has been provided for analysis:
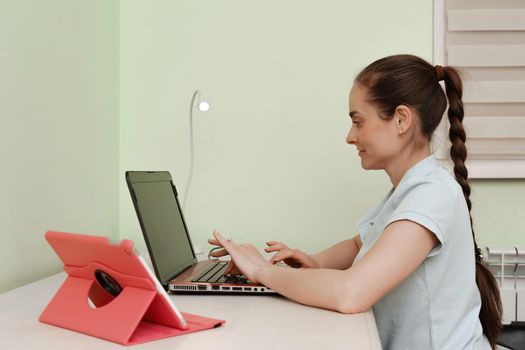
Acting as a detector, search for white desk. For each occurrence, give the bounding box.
[0,273,381,349]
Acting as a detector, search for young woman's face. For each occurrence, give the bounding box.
[346,84,401,170]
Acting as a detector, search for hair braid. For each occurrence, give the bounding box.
[443,68,479,255]
[444,66,502,349]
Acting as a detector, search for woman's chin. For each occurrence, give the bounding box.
[360,159,371,170]
[360,158,380,170]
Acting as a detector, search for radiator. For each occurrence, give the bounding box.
[484,246,525,324]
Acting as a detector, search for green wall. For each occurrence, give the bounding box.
[2,0,523,293]
[119,0,525,257]
[119,0,411,254]
[0,0,119,293]
[471,180,525,247]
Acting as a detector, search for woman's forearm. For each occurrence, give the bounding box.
[257,264,363,314]
[312,235,362,269]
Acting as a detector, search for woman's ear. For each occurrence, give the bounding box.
[394,105,413,135]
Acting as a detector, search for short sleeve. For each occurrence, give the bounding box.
[356,188,394,242]
[356,206,379,242]
[386,178,461,257]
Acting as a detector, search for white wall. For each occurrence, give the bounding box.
[0,0,119,293]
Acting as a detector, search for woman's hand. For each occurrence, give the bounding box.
[208,230,272,283]
[265,241,320,268]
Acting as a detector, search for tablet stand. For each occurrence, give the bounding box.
[39,232,224,346]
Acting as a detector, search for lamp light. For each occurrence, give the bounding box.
[182,90,210,211]
[198,97,210,112]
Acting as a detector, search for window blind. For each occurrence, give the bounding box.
[433,0,525,178]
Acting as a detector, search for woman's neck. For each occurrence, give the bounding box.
[386,145,431,188]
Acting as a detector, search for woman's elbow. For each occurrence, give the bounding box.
[336,300,370,314]
[335,285,372,314]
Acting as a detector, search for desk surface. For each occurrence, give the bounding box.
[0,273,381,350]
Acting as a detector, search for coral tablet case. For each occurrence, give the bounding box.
[39,231,225,345]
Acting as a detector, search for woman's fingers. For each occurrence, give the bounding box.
[269,249,294,264]
[266,241,285,248]
[209,231,235,247]
[213,230,228,245]
[212,230,271,282]
[209,248,229,257]
[208,238,222,247]
[213,232,240,275]
[269,249,310,268]
[224,261,234,275]
[224,261,241,275]
[213,230,239,256]
[264,242,287,253]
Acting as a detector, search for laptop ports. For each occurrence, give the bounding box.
[198,285,207,291]
[211,285,220,291]
[232,287,242,291]
[221,287,230,291]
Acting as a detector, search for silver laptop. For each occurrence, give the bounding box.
[126,171,276,294]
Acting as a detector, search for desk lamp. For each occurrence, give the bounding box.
[182,90,210,211]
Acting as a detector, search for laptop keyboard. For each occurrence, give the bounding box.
[191,261,250,284]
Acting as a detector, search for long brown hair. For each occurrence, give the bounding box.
[355,54,502,348]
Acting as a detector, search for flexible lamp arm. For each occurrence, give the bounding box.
[182,90,209,211]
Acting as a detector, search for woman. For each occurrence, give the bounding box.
[209,54,502,349]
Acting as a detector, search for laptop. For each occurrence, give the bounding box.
[126,171,276,294]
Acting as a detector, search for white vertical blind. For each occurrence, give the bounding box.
[433,0,525,178]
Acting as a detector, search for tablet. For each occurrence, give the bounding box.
[44,231,188,330]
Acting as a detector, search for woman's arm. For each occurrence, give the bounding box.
[261,221,438,313]
[212,220,438,314]
[312,235,362,269]
[263,235,361,269]
[216,235,362,272]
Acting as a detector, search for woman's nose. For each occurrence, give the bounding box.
[346,128,356,145]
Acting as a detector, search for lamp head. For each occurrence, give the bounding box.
[198,99,210,112]
[194,90,210,112]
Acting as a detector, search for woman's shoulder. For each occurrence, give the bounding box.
[392,166,463,206]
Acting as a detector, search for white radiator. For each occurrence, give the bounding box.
[484,246,525,324]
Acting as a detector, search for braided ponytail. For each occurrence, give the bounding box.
[443,66,502,349]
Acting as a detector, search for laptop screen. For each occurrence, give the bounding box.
[127,172,196,284]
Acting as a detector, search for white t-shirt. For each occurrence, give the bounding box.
[353,155,490,350]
